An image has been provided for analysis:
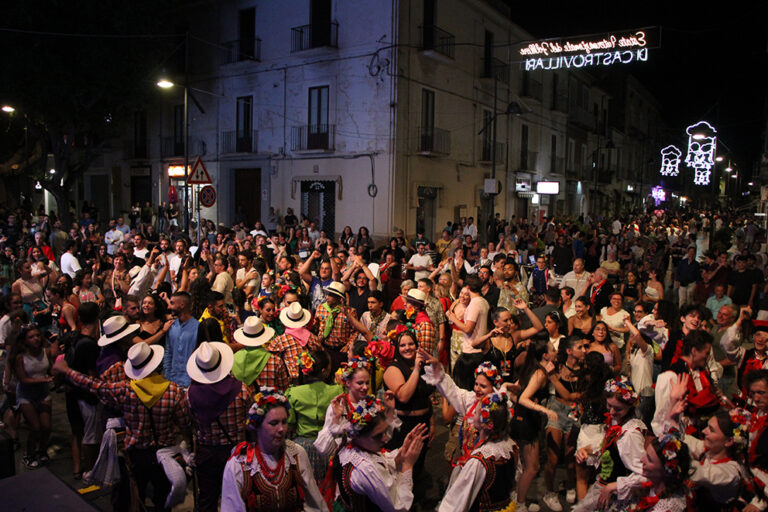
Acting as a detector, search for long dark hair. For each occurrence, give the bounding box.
[518,337,549,388]
[580,352,612,406]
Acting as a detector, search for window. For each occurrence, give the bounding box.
[308,86,329,149]
[310,0,332,47]
[238,8,256,60]
[236,96,253,152]
[521,124,529,169]
[420,89,435,151]
[483,30,494,77]
[173,104,184,156]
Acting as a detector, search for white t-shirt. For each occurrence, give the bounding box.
[408,253,433,281]
[134,247,149,260]
[212,271,234,304]
[60,252,82,279]
[462,296,489,354]
[104,229,124,255]
[630,344,655,397]
[235,267,260,290]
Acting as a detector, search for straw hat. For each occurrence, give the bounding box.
[186,342,234,384]
[98,315,141,347]
[325,282,346,300]
[406,288,427,306]
[233,316,275,347]
[279,302,311,329]
[125,342,165,380]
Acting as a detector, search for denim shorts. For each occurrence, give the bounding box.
[546,396,579,432]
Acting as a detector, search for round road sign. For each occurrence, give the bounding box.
[199,185,216,208]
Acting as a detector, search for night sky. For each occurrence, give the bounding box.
[510,0,768,176]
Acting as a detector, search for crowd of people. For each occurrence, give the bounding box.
[0,202,767,512]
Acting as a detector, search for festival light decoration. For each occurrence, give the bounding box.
[659,145,681,176]
[651,186,666,205]
[685,121,717,185]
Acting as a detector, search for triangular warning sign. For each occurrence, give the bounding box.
[187,157,212,185]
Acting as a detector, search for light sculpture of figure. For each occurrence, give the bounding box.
[685,121,717,185]
[659,145,681,176]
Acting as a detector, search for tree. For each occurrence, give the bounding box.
[0,0,184,225]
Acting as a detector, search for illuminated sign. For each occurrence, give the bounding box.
[536,181,560,195]
[168,165,188,178]
[685,121,717,185]
[659,145,682,177]
[651,186,666,205]
[516,27,660,71]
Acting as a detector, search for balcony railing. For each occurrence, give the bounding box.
[291,124,335,151]
[480,57,509,84]
[420,25,455,59]
[124,138,149,160]
[223,130,258,153]
[417,127,451,155]
[161,137,205,158]
[224,38,261,63]
[520,150,538,170]
[521,79,543,101]
[481,141,505,164]
[291,22,338,52]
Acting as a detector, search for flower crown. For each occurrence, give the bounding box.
[345,395,384,437]
[367,336,395,366]
[730,407,752,447]
[604,376,638,404]
[658,427,685,479]
[475,362,502,388]
[246,387,290,430]
[297,351,315,375]
[478,390,510,428]
[339,356,371,383]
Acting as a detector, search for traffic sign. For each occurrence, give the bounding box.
[199,185,216,208]
[187,157,212,185]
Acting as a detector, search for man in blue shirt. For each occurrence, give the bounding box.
[164,291,199,386]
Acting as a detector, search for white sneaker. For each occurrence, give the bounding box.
[528,502,541,512]
[516,503,528,512]
[542,492,562,512]
[566,489,576,504]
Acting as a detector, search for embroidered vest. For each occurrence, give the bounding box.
[467,454,516,512]
[336,462,382,512]
[670,360,720,418]
[231,443,306,512]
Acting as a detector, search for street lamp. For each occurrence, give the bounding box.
[1,105,15,113]
[156,75,191,237]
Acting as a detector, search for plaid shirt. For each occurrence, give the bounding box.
[66,369,191,450]
[415,319,437,356]
[270,332,323,385]
[99,361,125,383]
[312,306,352,350]
[186,382,251,446]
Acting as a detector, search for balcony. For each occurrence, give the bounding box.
[417,127,451,155]
[520,150,538,170]
[480,141,505,164]
[224,38,261,63]
[124,139,149,160]
[420,25,455,59]
[161,137,205,158]
[521,79,543,102]
[291,22,338,52]
[291,124,335,151]
[222,130,258,154]
[480,57,509,84]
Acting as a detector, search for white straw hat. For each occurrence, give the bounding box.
[124,342,164,380]
[279,302,311,329]
[186,342,234,384]
[98,316,141,347]
[233,316,275,347]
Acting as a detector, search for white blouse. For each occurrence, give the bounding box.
[221,440,328,512]
[437,438,517,512]
[684,434,745,504]
[338,446,414,512]
[422,363,479,417]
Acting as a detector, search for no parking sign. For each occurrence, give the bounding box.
[199,185,216,208]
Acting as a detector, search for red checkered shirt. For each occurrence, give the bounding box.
[415,319,437,356]
[312,306,352,350]
[100,361,125,383]
[253,350,290,391]
[66,369,191,450]
[270,332,323,385]
[186,381,252,446]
